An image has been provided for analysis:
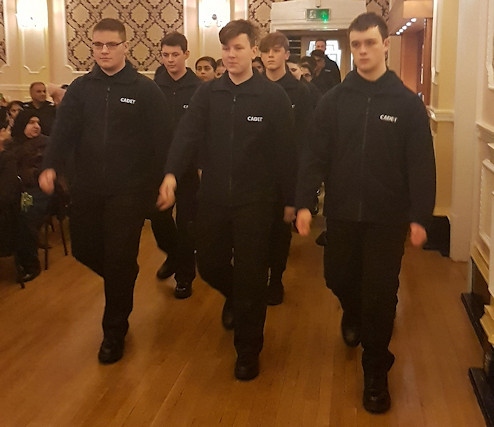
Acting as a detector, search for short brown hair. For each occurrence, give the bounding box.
[259,31,289,52]
[219,19,259,47]
[161,32,188,52]
[93,18,126,41]
[348,12,389,41]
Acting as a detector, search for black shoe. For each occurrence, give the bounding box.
[174,281,192,299]
[98,337,125,364]
[315,231,327,246]
[267,281,284,306]
[156,258,176,280]
[341,311,361,347]
[235,353,259,381]
[221,298,234,330]
[363,372,391,413]
[17,266,41,283]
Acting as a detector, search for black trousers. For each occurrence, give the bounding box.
[268,203,292,283]
[150,169,199,282]
[69,190,152,340]
[195,200,275,356]
[324,219,408,374]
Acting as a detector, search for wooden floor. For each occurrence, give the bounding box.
[0,216,486,426]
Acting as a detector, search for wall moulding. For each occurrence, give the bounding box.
[488,0,494,90]
[478,121,494,145]
[427,106,454,123]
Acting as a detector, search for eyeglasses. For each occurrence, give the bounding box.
[92,41,125,50]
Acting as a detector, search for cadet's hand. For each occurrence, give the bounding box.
[156,174,177,210]
[38,168,57,195]
[410,222,427,248]
[284,206,296,223]
[296,208,312,236]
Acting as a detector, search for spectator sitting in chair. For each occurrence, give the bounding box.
[0,110,19,257]
[8,110,51,282]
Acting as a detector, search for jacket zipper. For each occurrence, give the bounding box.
[229,95,236,204]
[103,85,110,184]
[359,96,371,221]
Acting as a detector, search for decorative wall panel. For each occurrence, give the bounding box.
[66,0,183,72]
[0,0,6,66]
[366,0,389,18]
[249,0,274,38]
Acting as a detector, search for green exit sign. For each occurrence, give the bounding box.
[306,8,330,22]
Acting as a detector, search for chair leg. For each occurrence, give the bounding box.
[58,217,68,256]
[44,221,49,270]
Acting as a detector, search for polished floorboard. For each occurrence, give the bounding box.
[0,216,485,426]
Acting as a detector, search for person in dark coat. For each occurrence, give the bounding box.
[39,18,171,365]
[0,111,19,258]
[259,32,313,306]
[151,32,202,299]
[22,82,56,136]
[157,19,297,381]
[9,109,51,281]
[296,13,436,414]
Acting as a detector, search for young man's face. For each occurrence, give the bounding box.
[30,84,47,104]
[195,60,215,82]
[161,45,189,77]
[92,30,128,75]
[260,45,289,73]
[315,40,326,52]
[286,61,302,80]
[300,66,313,82]
[349,26,389,79]
[24,117,41,139]
[221,34,257,79]
[313,55,325,73]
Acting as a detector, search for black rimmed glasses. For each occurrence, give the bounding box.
[92,41,125,50]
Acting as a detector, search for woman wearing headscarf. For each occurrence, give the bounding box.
[9,109,51,281]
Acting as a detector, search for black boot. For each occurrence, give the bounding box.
[363,372,391,413]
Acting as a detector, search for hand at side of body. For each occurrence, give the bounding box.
[295,208,312,236]
[156,173,177,211]
[38,168,57,194]
[409,222,427,248]
[284,206,296,224]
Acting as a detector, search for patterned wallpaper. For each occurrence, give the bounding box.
[366,0,390,19]
[66,0,183,72]
[249,0,274,39]
[248,0,390,39]
[0,0,5,66]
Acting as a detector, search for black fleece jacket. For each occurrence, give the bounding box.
[43,61,171,196]
[165,71,296,207]
[154,67,201,134]
[296,69,436,227]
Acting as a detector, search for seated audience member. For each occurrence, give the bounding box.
[22,82,56,135]
[0,111,19,256]
[252,56,265,74]
[9,110,51,282]
[215,58,226,78]
[195,56,217,82]
[6,101,23,128]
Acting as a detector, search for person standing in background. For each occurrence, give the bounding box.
[152,32,202,299]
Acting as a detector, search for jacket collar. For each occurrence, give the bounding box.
[88,60,137,84]
[343,69,401,95]
[211,71,264,95]
[155,67,201,87]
